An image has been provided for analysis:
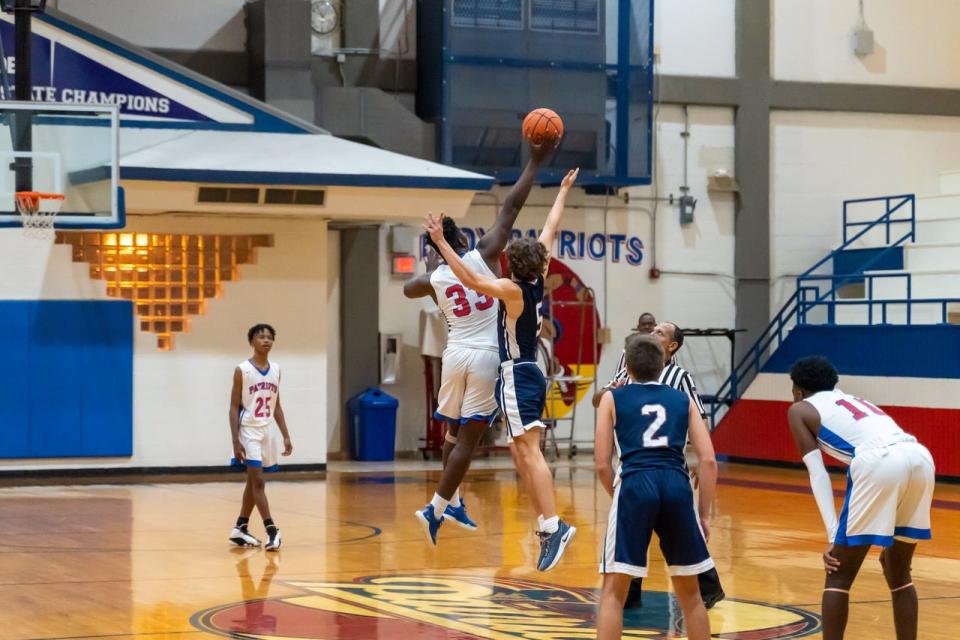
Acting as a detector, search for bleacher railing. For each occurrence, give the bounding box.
[704,193,957,428]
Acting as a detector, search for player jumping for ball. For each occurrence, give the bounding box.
[424,167,579,572]
[405,138,558,544]
[227,324,293,551]
[787,356,934,640]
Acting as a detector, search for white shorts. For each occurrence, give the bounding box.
[435,346,500,424]
[835,441,935,547]
[238,424,280,470]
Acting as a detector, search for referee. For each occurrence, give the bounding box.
[595,321,725,610]
[591,311,656,409]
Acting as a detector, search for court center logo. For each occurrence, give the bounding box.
[192,574,820,639]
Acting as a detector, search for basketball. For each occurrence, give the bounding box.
[522,108,564,145]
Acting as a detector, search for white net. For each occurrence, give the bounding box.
[15,192,64,240]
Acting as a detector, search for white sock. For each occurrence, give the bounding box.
[537,514,546,530]
[541,515,559,534]
[449,488,462,508]
[430,493,450,517]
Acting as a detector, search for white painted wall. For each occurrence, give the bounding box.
[53,0,248,51]
[0,216,329,470]
[652,0,735,77]
[774,0,960,89]
[770,110,960,311]
[382,106,736,451]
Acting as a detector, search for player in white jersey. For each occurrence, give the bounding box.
[404,138,557,545]
[787,356,934,640]
[228,324,293,551]
[424,167,579,571]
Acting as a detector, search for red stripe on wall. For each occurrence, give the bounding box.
[714,400,960,477]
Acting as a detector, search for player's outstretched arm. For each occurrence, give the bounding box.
[404,247,440,301]
[425,213,523,309]
[537,168,579,271]
[229,366,245,462]
[403,273,436,301]
[687,399,717,540]
[788,402,839,544]
[476,140,558,270]
[594,391,617,497]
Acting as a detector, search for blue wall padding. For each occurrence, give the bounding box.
[762,324,960,379]
[2,300,133,458]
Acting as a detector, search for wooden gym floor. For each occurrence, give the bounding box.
[2,461,958,639]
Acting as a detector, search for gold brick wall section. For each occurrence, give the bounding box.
[56,232,274,350]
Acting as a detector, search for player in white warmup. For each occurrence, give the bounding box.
[787,356,935,640]
[228,324,293,551]
[404,138,557,545]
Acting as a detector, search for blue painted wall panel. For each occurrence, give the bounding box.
[5,304,32,457]
[0,300,133,459]
[763,325,960,379]
[79,302,134,456]
[29,302,84,457]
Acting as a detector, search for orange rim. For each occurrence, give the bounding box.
[15,191,66,202]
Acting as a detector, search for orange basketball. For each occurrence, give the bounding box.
[522,108,564,145]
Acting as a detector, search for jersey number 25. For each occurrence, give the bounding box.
[254,396,272,418]
[446,284,494,317]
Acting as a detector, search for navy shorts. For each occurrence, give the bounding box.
[601,468,713,577]
[495,360,546,441]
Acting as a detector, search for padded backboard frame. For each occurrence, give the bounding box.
[0,101,123,229]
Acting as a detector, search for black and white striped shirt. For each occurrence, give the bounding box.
[606,350,707,418]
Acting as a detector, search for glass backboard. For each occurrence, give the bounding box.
[0,101,122,228]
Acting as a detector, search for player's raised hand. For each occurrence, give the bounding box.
[282,436,293,457]
[424,212,446,245]
[560,167,579,190]
[529,135,560,162]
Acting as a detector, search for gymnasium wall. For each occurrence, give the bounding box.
[773,0,960,89]
[52,0,248,52]
[380,105,737,453]
[770,110,960,311]
[652,0,735,77]
[713,325,960,478]
[0,216,329,471]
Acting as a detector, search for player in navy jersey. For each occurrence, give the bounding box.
[404,139,557,545]
[424,167,579,572]
[595,334,717,640]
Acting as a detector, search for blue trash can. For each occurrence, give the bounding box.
[348,388,399,461]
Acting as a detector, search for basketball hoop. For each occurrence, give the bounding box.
[15,191,64,239]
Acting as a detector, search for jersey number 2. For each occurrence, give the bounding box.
[445,284,494,317]
[835,397,886,421]
[641,404,669,448]
[254,396,272,418]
